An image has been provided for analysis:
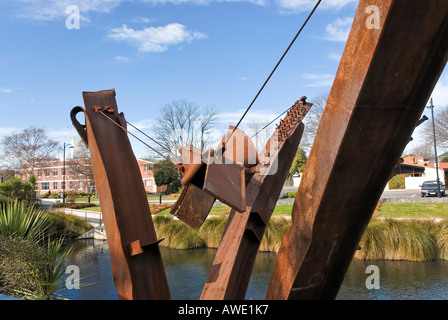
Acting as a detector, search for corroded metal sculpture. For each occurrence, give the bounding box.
[266,0,448,300]
[70,0,448,301]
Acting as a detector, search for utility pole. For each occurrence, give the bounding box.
[427,98,441,198]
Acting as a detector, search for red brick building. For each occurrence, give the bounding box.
[20,158,157,196]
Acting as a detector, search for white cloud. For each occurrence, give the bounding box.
[321,17,353,42]
[302,73,334,87]
[114,55,129,62]
[327,52,342,62]
[217,109,278,126]
[429,70,448,108]
[13,0,266,22]
[131,17,153,24]
[0,87,22,93]
[108,23,207,53]
[276,0,357,13]
[15,0,123,21]
[139,0,266,5]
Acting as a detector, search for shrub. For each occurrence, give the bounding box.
[40,192,51,199]
[388,174,405,189]
[65,191,77,203]
[45,210,93,239]
[284,191,297,198]
[49,192,62,199]
[0,236,47,298]
[0,200,74,299]
[0,176,35,202]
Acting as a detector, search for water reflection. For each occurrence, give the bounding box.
[338,260,448,300]
[60,240,448,300]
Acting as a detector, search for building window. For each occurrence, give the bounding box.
[37,169,42,177]
[53,168,58,176]
[53,182,58,190]
[145,179,153,187]
[42,182,49,190]
[61,181,65,190]
[45,168,50,177]
[69,181,74,190]
[78,181,83,190]
[145,164,152,171]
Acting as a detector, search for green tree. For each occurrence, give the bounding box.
[153,160,181,194]
[0,175,36,202]
[440,156,448,163]
[288,148,308,177]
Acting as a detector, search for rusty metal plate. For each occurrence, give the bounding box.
[203,161,246,213]
[170,183,215,229]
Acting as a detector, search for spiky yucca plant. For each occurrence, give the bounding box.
[0,200,49,243]
[0,200,73,299]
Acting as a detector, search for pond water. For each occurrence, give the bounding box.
[60,240,448,300]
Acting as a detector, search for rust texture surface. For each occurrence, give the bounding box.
[201,99,312,300]
[71,89,171,300]
[266,0,448,300]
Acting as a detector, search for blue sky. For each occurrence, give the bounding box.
[0,0,447,158]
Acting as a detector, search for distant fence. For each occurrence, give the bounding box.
[54,208,103,226]
[380,197,448,203]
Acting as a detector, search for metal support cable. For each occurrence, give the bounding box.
[97,110,171,161]
[115,113,178,159]
[227,0,322,143]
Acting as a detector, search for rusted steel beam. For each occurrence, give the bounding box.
[200,99,312,300]
[266,0,448,300]
[71,89,171,300]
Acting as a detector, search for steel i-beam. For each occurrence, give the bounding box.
[201,99,312,300]
[71,89,171,300]
[266,0,448,300]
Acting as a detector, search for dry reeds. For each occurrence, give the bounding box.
[355,218,439,262]
[154,215,290,252]
[153,214,448,262]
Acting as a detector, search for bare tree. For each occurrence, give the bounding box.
[420,104,448,150]
[0,127,58,175]
[406,141,434,160]
[152,99,218,159]
[300,92,328,152]
[244,119,271,153]
[67,143,95,193]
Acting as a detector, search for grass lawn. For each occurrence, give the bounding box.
[79,203,292,216]
[273,204,293,216]
[81,206,102,212]
[77,202,448,219]
[379,202,448,219]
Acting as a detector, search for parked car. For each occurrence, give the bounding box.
[420,180,446,197]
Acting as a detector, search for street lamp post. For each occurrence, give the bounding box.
[63,142,74,203]
[427,98,442,198]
